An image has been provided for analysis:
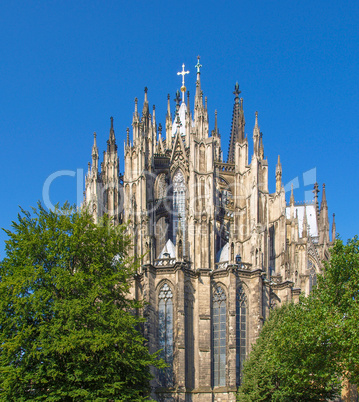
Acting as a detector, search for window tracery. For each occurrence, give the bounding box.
[236,286,247,385]
[212,285,226,387]
[158,283,173,386]
[173,170,186,253]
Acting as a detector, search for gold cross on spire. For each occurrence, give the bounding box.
[177,63,189,102]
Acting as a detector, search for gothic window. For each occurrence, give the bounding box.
[158,283,173,387]
[155,217,168,257]
[308,260,317,292]
[185,285,194,389]
[156,173,167,199]
[173,170,186,253]
[212,285,226,387]
[236,286,247,385]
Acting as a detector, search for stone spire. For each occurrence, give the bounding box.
[253,111,260,156]
[302,205,308,238]
[132,97,139,140]
[107,116,117,153]
[194,55,202,108]
[313,182,320,222]
[290,183,295,219]
[214,110,218,136]
[142,87,149,117]
[92,132,99,172]
[227,82,245,163]
[166,94,172,148]
[332,213,336,242]
[276,155,282,193]
[319,183,329,244]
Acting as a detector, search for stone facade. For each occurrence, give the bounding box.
[84,58,334,401]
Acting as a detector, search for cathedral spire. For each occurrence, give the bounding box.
[166,94,172,149]
[332,213,336,242]
[91,131,99,171]
[313,182,320,222]
[253,111,260,157]
[142,87,149,117]
[214,109,218,135]
[194,56,202,108]
[319,183,329,244]
[276,155,282,192]
[126,127,130,147]
[290,183,295,219]
[302,205,308,238]
[227,82,245,163]
[108,116,116,151]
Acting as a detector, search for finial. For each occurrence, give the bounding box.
[152,105,156,122]
[174,90,181,106]
[110,116,114,129]
[255,111,258,128]
[158,123,162,134]
[277,155,281,165]
[233,82,241,99]
[177,63,189,103]
[187,90,190,109]
[144,87,148,105]
[126,127,130,146]
[195,55,202,74]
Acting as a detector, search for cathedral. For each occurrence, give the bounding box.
[84,57,335,401]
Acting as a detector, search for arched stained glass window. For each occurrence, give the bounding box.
[212,285,226,387]
[158,283,173,387]
[236,286,247,385]
[173,171,186,254]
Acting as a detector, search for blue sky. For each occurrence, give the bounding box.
[1,1,358,256]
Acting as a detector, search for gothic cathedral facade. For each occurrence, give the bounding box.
[84,58,335,401]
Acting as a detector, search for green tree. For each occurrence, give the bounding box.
[237,299,341,402]
[318,237,359,385]
[0,203,163,401]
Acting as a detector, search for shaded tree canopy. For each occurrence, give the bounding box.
[0,203,163,401]
[238,236,359,401]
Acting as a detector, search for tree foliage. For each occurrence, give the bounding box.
[237,299,341,401]
[238,236,359,401]
[0,203,163,401]
[317,236,359,385]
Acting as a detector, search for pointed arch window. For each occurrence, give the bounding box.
[173,171,186,254]
[185,285,194,389]
[308,260,317,292]
[212,285,226,387]
[158,283,173,387]
[236,286,247,385]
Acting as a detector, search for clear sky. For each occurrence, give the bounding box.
[1,0,358,257]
